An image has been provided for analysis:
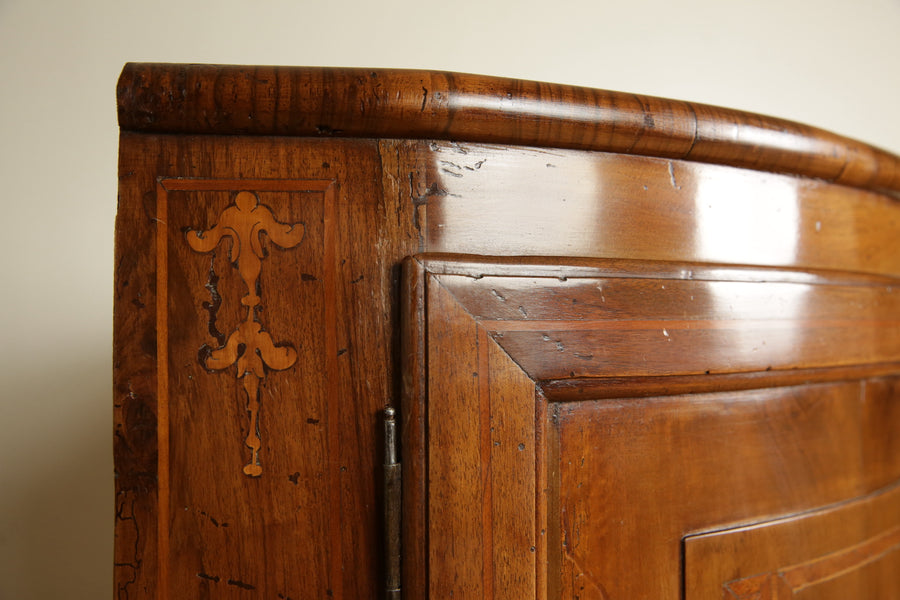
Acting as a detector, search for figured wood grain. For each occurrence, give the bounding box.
[117,64,900,197]
[115,137,162,600]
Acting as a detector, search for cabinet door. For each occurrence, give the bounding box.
[400,255,900,599]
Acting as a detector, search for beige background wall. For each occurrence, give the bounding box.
[1,0,898,597]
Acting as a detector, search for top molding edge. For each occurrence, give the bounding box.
[117,63,900,197]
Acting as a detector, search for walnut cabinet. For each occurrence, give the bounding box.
[114,64,900,599]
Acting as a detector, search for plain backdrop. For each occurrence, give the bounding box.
[1,0,898,597]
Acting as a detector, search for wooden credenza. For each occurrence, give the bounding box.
[114,64,900,599]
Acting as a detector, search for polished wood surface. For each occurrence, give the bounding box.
[117,64,900,197]
[419,144,900,277]
[429,258,900,379]
[115,64,900,599]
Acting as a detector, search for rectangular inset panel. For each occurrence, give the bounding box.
[552,380,900,598]
[685,484,900,599]
[157,179,339,599]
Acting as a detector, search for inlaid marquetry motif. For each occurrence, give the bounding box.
[186,191,305,476]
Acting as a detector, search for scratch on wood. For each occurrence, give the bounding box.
[564,551,611,599]
[440,160,464,178]
[227,579,257,590]
[668,162,681,190]
[199,510,227,527]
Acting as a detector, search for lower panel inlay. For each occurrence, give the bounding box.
[685,484,900,599]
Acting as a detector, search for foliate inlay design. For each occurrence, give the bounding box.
[187,191,305,477]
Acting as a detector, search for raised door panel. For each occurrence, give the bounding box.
[401,255,900,599]
[554,382,900,598]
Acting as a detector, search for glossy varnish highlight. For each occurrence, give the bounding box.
[420,143,900,277]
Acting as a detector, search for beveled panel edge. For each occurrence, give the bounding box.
[401,257,550,599]
[399,256,429,600]
[414,253,900,287]
[414,254,900,398]
[540,363,900,402]
[117,64,900,198]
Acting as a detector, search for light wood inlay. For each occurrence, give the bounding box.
[186,190,305,476]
